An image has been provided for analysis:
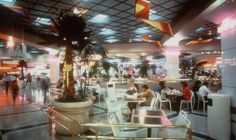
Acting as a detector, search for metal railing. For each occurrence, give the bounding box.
[47,106,192,140]
[47,105,80,140]
[80,123,192,140]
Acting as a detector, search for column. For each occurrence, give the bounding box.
[221,25,236,138]
[49,58,60,84]
[165,52,180,79]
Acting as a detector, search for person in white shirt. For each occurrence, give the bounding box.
[199,81,211,99]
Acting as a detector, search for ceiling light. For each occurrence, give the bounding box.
[0,0,15,5]
[99,28,116,35]
[208,30,212,35]
[104,38,119,43]
[141,53,147,56]
[89,14,109,24]
[73,7,88,15]
[133,38,141,42]
[0,41,4,47]
[107,36,116,39]
[134,27,151,34]
[150,10,157,14]
[35,17,52,25]
[7,36,14,48]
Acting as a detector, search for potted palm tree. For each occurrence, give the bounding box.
[51,11,106,135]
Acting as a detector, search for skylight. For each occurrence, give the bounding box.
[35,17,52,26]
[0,0,15,5]
[89,14,109,24]
[134,27,151,34]
[99,28,116,35]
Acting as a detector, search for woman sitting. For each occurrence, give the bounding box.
[180,81,191,101]
[126,83,139,121]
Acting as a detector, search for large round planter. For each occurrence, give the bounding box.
[52,99,93,135]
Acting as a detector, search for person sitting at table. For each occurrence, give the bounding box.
[127,83,139,95]
[126,83,139,121]
[199,81,211,100]
[153,81,166,94]
[138,84,154,106]
[180,81,191,101]
[191,80,202,103]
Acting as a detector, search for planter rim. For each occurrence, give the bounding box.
[52,99,93,109]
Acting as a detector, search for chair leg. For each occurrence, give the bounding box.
[180,102,182,111]
[169,101,172,111]
[197,100,200,110]
[203,103,205,114]
[190,102,193,112]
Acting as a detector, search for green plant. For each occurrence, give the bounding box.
[18,60,27,79]
[52,11,106,102]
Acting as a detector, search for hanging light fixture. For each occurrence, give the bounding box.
[7,36,14,48]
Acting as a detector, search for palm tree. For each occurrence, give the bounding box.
[52,11,106,101]
[18,60,27,79]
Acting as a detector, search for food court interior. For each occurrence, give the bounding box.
[0,0,235,139]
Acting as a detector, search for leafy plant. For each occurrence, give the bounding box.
[18,60,27,79]
[52,11,107,102]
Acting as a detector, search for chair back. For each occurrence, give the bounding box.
[150,97,158,109]
[196,92,205,102]
[153,92,160,98]
[116,110,125,124]
[175,111,188,125]
[174,111,190,138]
[109,115,121,137]
[105,98,119,111]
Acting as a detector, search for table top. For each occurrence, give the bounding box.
[132,109,166,117]
[124,96,145,103]
[132,117,172,125]
[131,109,172,125]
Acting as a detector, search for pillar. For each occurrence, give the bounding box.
[221,24,236,138]
[49,58,60,84]
[165,52,180,79]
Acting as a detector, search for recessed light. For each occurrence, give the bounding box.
[104,38,119,43]
[99,28,116,35]
[89,14,109,24]
[35,17,52,26]
[134,27,151,34]
[0,0,15,5]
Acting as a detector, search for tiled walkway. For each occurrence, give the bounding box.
[0,89,212,140]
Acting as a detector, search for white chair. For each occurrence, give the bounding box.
[197,92,208,113]
[109,114,147,138]
[161,111,190,139]
[175,111,188,125]
[105,98,121,120]
[156,93,172,111]
[180,91,194,112]
[139,97,159,110]
[96,87,106,102]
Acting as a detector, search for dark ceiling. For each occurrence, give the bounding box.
[0,0,198,44]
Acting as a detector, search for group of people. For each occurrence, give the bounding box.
[126,80,212,113]
[2,73,50,104]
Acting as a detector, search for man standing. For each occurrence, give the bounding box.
[40,75,50,104]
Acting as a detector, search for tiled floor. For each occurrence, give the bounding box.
[0,89,213,140]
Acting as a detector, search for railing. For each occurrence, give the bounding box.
[47,105,80,140]
[80,123,192,140]
[47,106,192,140]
